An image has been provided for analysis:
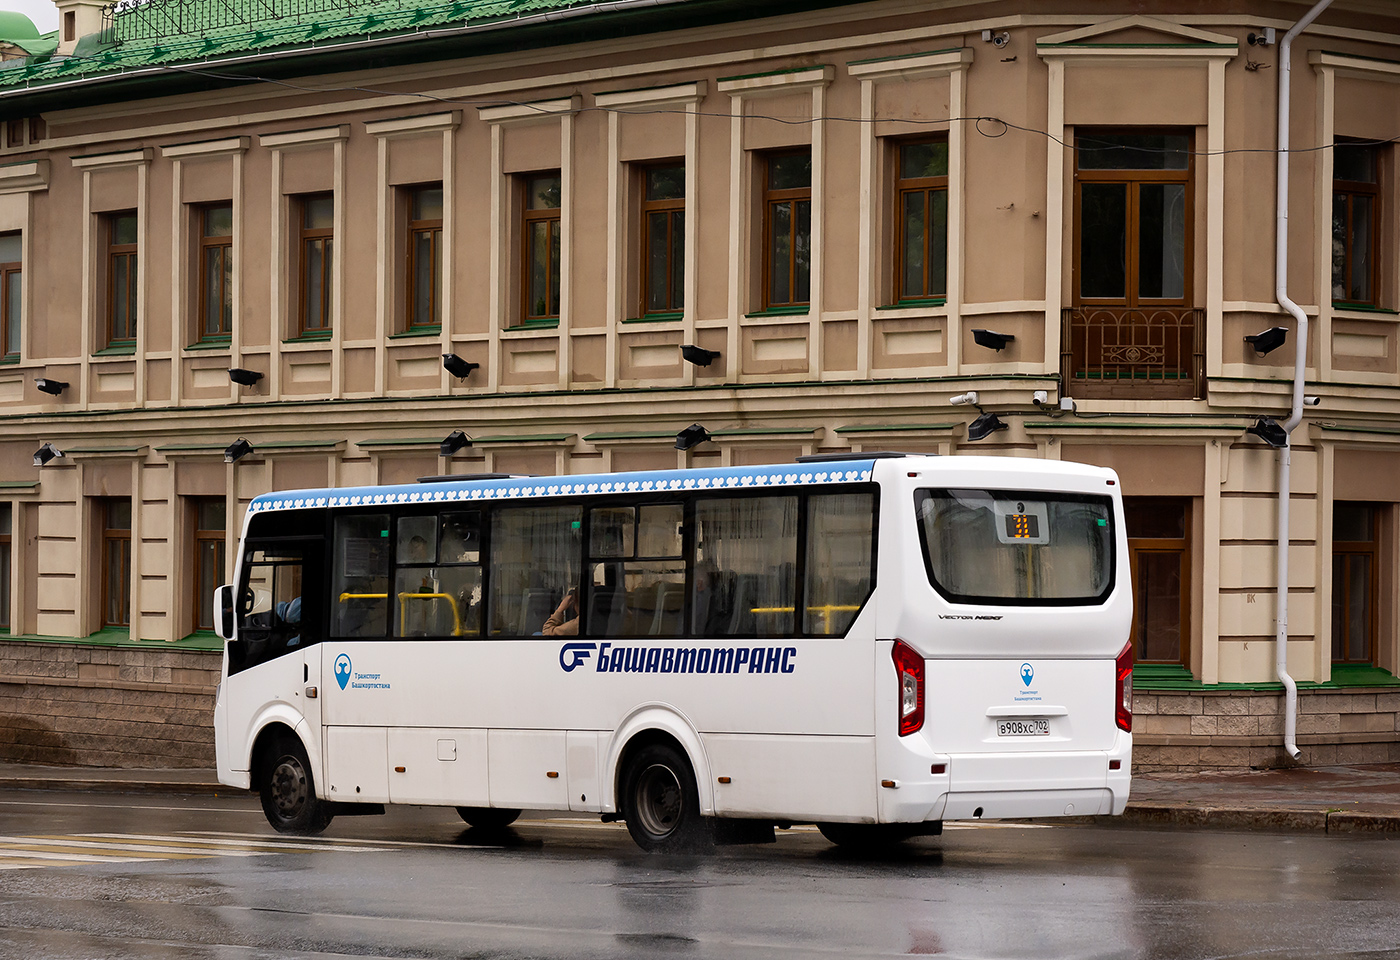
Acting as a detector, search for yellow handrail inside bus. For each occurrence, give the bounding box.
[397,591,465,637]
[749,604,862,634]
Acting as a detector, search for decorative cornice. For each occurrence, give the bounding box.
[160,136,251,160]
[477,96,580,125]
[364,111,462,138]
[258,125,350,150]
[594,81,707,109]
[0,159,49,193]
[70,149,152,170]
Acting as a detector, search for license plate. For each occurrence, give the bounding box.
[997,718,1050,737]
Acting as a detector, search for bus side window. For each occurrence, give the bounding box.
[694,496,797,637]
[233,543,316,674]
[584,503,685,639]
[804,493,875,635]
[488,505,581,637]
[332,513,391,638]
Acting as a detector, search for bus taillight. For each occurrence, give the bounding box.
[1115,642,1134,733]
[892,640,925,736]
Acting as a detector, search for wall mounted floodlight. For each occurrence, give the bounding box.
[32,442,63,467]
[971,329,1015,352]
[227,367,264,386]
[675,423,711,451]
[34,378,68,396]
[1245,326,1288,357]
[680,344,721,367]
[949,391,980,406]
[224,437,254,464]
[442,354,480,380]
[440,430,472,456]
[966,412,1009,442]
[1245,417,1288,448]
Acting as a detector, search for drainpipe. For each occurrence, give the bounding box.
[1273,0,1333,763]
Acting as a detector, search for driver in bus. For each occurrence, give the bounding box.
[541,588,579,636]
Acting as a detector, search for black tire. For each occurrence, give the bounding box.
[456,807,521,829]
[817,822,921,849]
[259,735,333,835]
[621,743,712,853]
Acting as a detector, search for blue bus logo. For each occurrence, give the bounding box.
[1021,663,1035,687]
[335,654,352,690]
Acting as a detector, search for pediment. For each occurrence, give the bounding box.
[1039,16,1237,48]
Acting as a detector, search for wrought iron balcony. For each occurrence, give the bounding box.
[1060,306,1204,400]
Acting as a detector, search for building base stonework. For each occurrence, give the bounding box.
[1133,689,1400,772]
[0,640,219,768]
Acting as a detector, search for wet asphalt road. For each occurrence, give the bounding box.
[0,790,1397,960]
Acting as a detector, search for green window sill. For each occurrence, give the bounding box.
[391,325,442,339]
[1332,302,1399,315]
[744,306,810,318]
[283,331,333,344]
[93,343,136,356]
[623,312,684,324]
[510,319,560,330]
[185,337,231,351]
[877,298,947,310]
[0,354,18,365]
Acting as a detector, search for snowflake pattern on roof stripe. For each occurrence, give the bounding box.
[247,462,877,514]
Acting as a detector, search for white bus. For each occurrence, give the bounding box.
[213,453,1133,852]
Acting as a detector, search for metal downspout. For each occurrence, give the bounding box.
[1273,0,1333,762]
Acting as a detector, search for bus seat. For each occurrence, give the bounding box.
[589,584,626,637]
[649,581,684,636]
[519,588,555,635]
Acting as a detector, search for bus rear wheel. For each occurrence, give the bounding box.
[817,822,924,849]
[456,807,521,829]
[259,735,333,835]
[622,743,712,854]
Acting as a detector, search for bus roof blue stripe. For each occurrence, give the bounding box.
[247,461,879,514]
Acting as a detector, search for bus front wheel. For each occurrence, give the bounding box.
[259,735,333,835]
[456,807,521,829]
[621,743,712,854]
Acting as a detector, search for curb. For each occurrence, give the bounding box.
[0,777,230,798]
[1090,801,1400,833]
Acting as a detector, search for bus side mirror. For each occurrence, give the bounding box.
[215,584,235,641]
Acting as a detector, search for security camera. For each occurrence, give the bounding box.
[981,29,1011,48]
[1303,396,1321,407]
[949,391,980,406]
[1032,390,1049,406]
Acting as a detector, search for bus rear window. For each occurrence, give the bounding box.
[915,489,1114,606]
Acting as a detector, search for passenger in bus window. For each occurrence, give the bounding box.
[541,587,579,636]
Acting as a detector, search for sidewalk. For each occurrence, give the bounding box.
[0,761,1396,833]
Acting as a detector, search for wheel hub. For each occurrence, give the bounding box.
[271,758,308,816]
[636,763,682,838]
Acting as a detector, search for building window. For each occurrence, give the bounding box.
[0,232,19,360]
[1332,143,1380,307]
[102,500,132,628]
[762,150,811,310]
[1333,502,1378,664]
[106,212,138,346]
[522,173,561,323]
[198,203,233,341]
[1067,131,1197,398]
[0,503,11,632]
[193,498,226,632]
[894,139,948,303]
[406,185,443,330]
[28,118,44,144]
[297,193,333,336]
[640,163,684,316]
[1125,497,1191,666]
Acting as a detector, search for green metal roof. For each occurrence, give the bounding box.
[0,0,651,91]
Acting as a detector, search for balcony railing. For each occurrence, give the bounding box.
[1060,306,1204,400]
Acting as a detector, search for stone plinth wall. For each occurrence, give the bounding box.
[0,640,220,768]
[1133,688,1400,772]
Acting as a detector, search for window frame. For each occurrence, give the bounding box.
[405,184,444,331]
[0,503,11,632]
[1072,128,1195,310]
[1332,143,1382,309]
[296,192,334,337]
[105,211,139,347]
[1125,497,1192,667]
[520,172,562,324]
[1332,502,1379,665]
[0,232,19,361]
[197,202,234,342]
[639,162,686,317]
[101,500,132,629]
[761,149,813,311]
[192,498,226,633]
[892,137,949,305]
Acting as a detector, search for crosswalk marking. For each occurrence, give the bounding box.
[0,832,385,871]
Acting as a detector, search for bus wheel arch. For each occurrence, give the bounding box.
[617,735,712,854]
[252,724,333,835]
[606,708,713,815]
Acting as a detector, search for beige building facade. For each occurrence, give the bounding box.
[0,0,1399,769]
